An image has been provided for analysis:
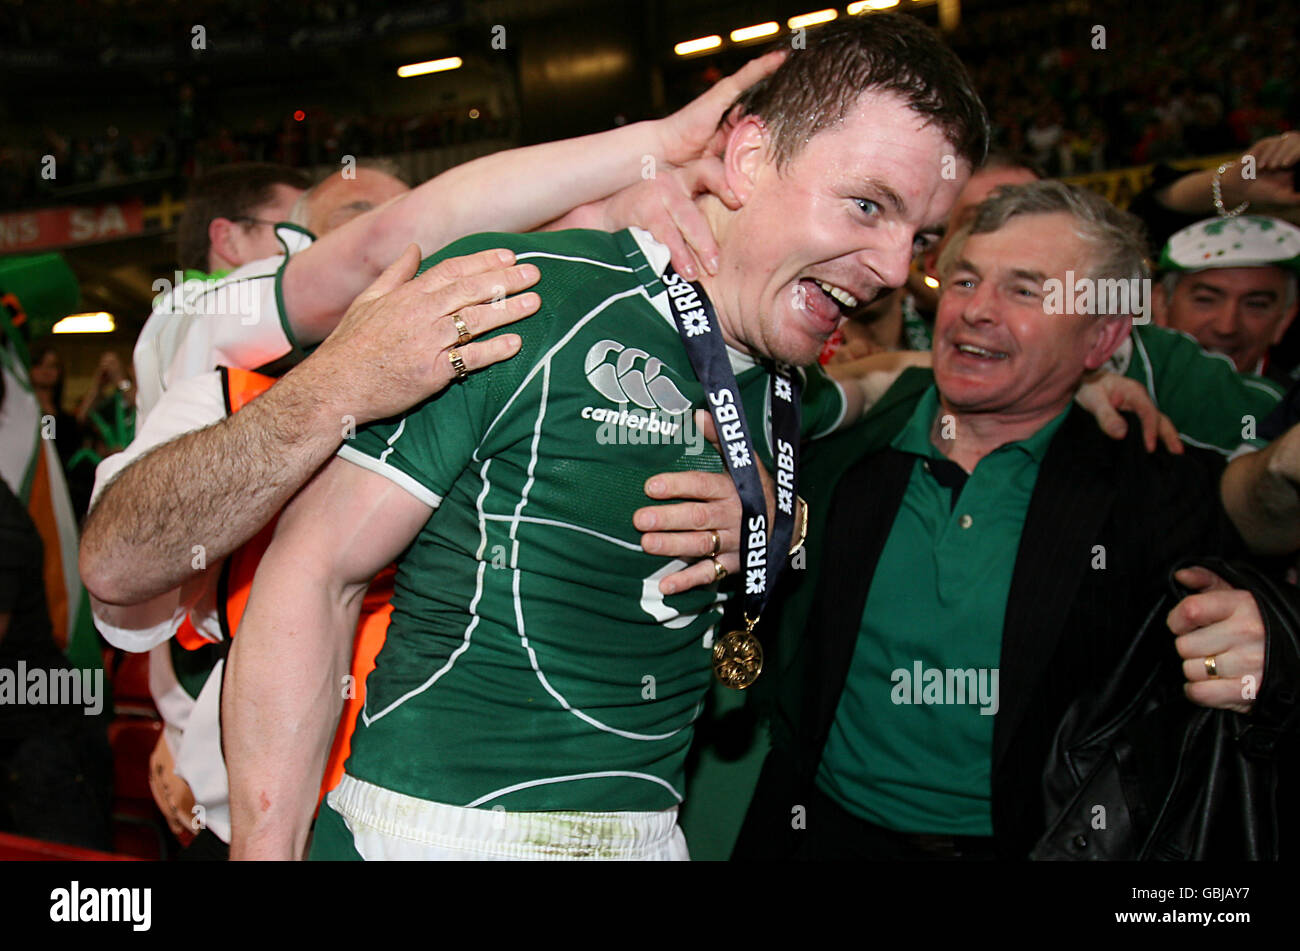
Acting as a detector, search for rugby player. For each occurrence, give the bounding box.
[226,14,988,860]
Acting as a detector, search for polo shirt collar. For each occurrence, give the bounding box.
[892,383,1071,464]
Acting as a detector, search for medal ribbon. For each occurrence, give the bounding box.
[661,263,802,636]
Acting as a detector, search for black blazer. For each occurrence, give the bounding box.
[741,368,1246,859]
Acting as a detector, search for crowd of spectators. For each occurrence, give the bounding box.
[3,1,1295,209]
[0,100,510,209]
[954,0,1297,174]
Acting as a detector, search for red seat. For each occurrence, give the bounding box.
[108,718,161,801]
[0,830,138,861]
[106,717,169,860]
[108,650,159,719]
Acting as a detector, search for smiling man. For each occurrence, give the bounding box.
[1154,215,1300,376]
[223,14,987,861]
[736,181,1259,860]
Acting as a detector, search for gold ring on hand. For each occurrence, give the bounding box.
[453,313,473,346]
[449,347,469,380]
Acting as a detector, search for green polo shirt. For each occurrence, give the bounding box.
[815,384,1070,835]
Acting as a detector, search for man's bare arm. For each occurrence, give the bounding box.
[1222,420,1300,555]
[81,246,539,607]
[225,457,431,860]
[280,52,782,343]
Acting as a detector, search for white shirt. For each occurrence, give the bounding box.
[133,225,313,424]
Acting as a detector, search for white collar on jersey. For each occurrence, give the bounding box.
[629,226,759,376]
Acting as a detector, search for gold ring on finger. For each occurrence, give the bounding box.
[449,347,469,381]
[453,313,473,346]
[1204,655,1218,678]
[707,531,720,558]
[711,558,727,582]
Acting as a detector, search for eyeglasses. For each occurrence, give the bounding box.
[231,216,281,229]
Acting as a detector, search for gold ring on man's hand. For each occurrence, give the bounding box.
[453,313,473,346]
[449,348,469,380]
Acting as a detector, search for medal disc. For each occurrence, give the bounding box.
[712,628,764,689]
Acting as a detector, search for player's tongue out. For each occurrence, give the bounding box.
[798,278,843,334]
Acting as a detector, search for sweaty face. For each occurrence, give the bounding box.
[1160,267,1297,373]
[306,169,410,236]
[933,212,1126,422]
[713,91,968,367]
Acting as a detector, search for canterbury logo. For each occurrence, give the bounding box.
[583,339,692,413]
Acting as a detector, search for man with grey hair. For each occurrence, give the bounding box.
[734,180,1267,859]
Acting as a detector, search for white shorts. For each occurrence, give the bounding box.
[323,773,690,861]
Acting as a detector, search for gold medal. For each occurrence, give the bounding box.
[713,625,764,689]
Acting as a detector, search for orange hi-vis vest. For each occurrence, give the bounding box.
[175,367,392,801]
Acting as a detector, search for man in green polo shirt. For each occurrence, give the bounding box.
[735,180,1266,860]
[850,159,1286,457]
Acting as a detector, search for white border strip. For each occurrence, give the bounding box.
[337,444,443,509]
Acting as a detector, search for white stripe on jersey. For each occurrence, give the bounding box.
[514,251,635,273]
[506,360,692,742]
[361,458,494,725]
[1179,433,1236,457]
[476,286,644,453]
[507,359,549,570]
[1243,376,1283,398]
[337,444,443,509]
[377,418,407,464]
[1133,330,1158,403]
[482,514,642,551]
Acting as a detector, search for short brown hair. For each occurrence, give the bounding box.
[734,13,989,170]
[176,163,313,272]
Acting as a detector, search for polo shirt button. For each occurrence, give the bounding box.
[959,514,973,529]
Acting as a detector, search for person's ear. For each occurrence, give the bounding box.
[723,115,770,206]
[207,217,238,270]
[1152,279,1171,328]
[1271,299,1298,345]
[1083,314,1133,370]
[923,246,941,282]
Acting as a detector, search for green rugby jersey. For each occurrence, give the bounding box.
[1105,323,1282,455]
[337,227,848,812]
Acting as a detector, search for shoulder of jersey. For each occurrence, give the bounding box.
[418,229,627,278]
